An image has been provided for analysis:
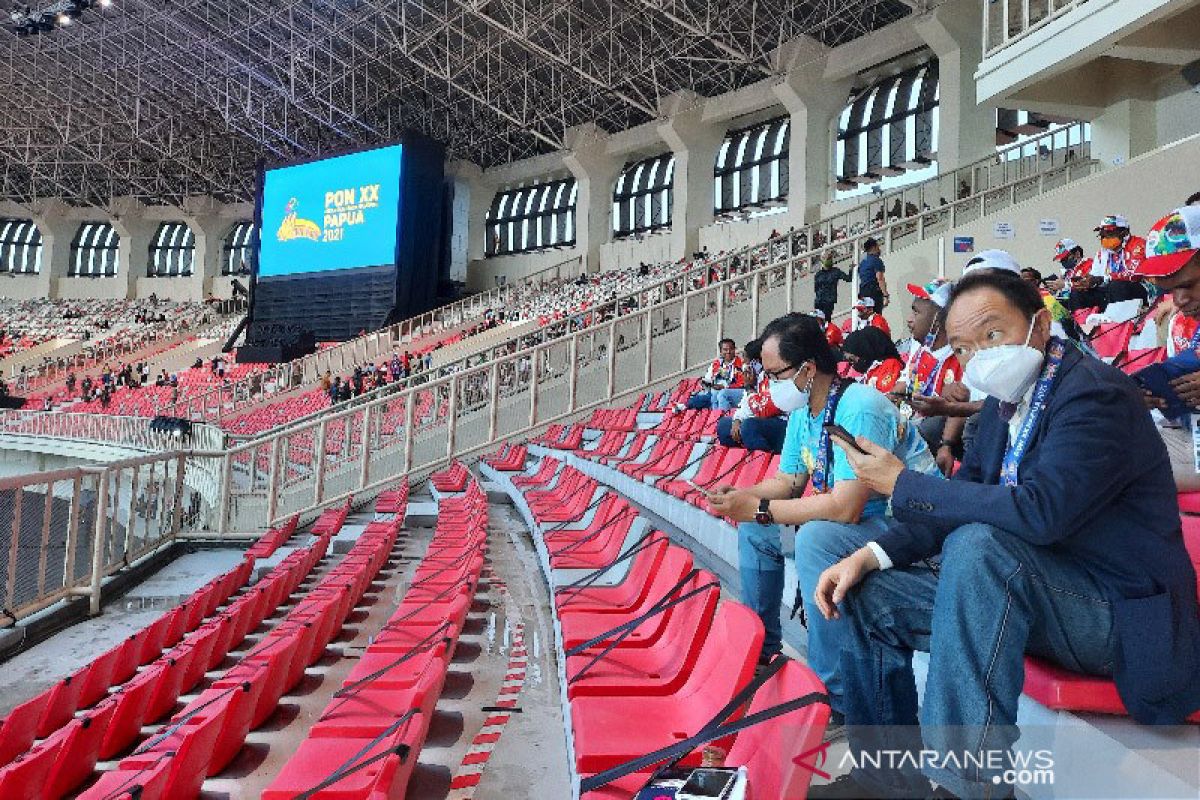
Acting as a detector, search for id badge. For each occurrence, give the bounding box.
[1191,414,1200,474]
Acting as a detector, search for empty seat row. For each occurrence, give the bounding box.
[310,500,353,537]
[0,540,325,800]
[483,443,528,471]
[263,481,486,800]
[430,460,470,493]
[246,514,301,559]
[76,483,408,800]
[500,456,832,799]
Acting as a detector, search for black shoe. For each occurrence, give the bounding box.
[823,709,846,742]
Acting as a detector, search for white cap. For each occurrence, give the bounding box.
[811,309,827,321]
[855,297,876,309]
[962,249,1021,276]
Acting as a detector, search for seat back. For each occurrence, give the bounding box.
[727,660,831,800]
[680,602,764,701]
[0,692,48,768]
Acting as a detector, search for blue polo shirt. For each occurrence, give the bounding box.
[779,382,940,518]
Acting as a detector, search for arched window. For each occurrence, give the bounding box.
[613,153,674,237]
[0,219,43,274]
[147,221,196,277]
[484,178,577,257]
[222,220,255,275]
[714,116,790,214]
[836,60,939,194]
[69,222,120,277]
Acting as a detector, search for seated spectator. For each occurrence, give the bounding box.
[1134,206,1200,491]
[805,269,1200,799]
[716,338,787,454]
[685,338,745,410]
[1069,214,1149,310]
[812,309,843,348]
[896,279,960,448]
[706,313,939,673]
[842,328,904,394]
[1023,263,1084,341]
[841,297,891,336]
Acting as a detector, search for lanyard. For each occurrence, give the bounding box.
[1000,339,1066,487]
[1189,322,1200,351]
[811,379,847,493]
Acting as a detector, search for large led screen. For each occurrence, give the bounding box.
[257,144,403,278]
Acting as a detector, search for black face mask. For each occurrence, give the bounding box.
[1061,255,1079,271]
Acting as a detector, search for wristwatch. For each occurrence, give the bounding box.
[755,498,774,525]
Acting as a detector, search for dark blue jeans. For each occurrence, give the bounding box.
[826,523,1115,798]
[716,415,788,454]
[686,391,714,410]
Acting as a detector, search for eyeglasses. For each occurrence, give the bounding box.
[764,363,800,380]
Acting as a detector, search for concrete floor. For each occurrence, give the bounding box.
[0,493,573,798]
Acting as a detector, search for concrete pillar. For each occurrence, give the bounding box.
[562,124,622,273]
[110,196,155,300]
[914,0,996,172]
[26,198,73,298]
[446,160,494,278]
[657,91,726,260]
[773,41,855,222]
[182,195,226,300]
[1091,98,1159,170]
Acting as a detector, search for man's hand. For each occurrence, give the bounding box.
[707,484,736,497]
[705,489,759,522]
[1044,276,1065,294]
[814,546,880,620]
[832,436,904,496]
[1169,372,1200,407]
[1142,389,1167,411]
[729,419,743,444]
[908,393,957,418]
[935,444,956,477]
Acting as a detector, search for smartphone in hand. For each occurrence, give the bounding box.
[823,423,868,454]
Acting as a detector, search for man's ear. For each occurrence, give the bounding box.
[1033,308,1053,345]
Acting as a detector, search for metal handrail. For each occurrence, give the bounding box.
[167,254,584,420]
[185,121,1091,433]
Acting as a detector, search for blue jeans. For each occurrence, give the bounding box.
[737,516,886,664]
[836,523,1115,799]
[714,388,744,411]
[716,415,788,453]
[792,517,890,710]
[686,391,714,410]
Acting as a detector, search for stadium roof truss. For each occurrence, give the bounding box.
[0,0,913,207]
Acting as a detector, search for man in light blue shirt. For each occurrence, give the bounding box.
[708,313,940,712]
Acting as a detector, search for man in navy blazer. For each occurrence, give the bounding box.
[802,269,1200,799]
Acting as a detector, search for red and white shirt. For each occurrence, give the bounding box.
[733,372,783,421]
[702,357,746,389]
[841,313,892,337]
[1167,312,1200,358]
[862,358,904,394]
[824,322,844,348]
[905,343,961,398]
[1091,235,1147,282]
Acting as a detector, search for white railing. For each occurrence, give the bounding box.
[0,449,220,625]
[167,254,583,422]
[172,122,1093,432]
[0,411,227,454]
[984,0,1089,56]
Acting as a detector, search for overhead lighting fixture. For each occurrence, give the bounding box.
[7,0,112,37]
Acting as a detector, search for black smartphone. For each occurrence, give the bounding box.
[823,422,868,454]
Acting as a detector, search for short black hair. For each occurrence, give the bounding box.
[759,313,839,374]
[863,237,879,252]
[743,337,763,361]
[1020,267,1043,282]
[946,270,1044,323]
[718,337,736,349]
[1188,190,1200,206]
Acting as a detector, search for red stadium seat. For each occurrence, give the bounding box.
[44,700,117,798]
[0,692,48,768]
[571,602,764,772]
